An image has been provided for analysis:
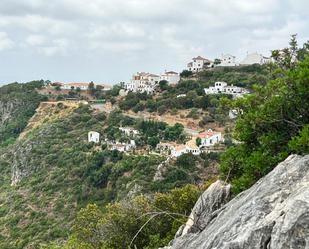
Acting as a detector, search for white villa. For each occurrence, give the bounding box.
[109,140,136,152]
[157,140,201,158]
[218,54,237,67]
[125,72,160,94]
[160,71,180,85]
[198,129,222,147]
[119,127,139,136]
[88,131,100,143]
[240,52,271,65]
[204,82,249,97]
[187,56,213,72]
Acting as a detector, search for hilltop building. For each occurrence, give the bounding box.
[217,54,237,67]
[160,71,180,84]
[125,72,160,94]
[240,52,271,65]
[187,56,213,72]
[53,82,111,91]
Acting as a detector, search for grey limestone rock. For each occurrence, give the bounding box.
[163,155,309,249]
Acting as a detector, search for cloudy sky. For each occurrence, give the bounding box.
[0,0,308,85]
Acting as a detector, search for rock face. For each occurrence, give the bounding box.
[163,155,309,249]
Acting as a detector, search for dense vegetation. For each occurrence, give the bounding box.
[220,39,309,193]
[0,81,47,146]
[0,103,212,248]
[0,36,308,249]
[117,64,272,116]
[103,110,187,147]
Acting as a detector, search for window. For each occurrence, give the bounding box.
[210,139,213,144]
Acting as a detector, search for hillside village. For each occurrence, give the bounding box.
[0,33,308,249]
[39,51,270,160]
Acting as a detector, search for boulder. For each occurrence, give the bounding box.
[163,155,309,249]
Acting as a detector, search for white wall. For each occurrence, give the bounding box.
[88,131,100,143]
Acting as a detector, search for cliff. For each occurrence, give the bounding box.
[163,154,309,249]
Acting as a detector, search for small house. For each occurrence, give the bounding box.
[198,129,222,147]
[88,131,100,143]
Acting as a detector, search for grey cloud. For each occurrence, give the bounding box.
[0,0,308,85]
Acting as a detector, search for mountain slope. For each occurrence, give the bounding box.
[0,81,47,146]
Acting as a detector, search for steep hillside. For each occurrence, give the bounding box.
[0,102,215,248]
[0,81,47,146]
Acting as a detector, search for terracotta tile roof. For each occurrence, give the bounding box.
[148,74,160,77]
[67,82,90,87]
[52,82,64,85]
[198,129,220,139]
[186,139,199,149]
[174,144,186,151]
[192,56,213,62]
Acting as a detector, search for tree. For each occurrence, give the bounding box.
[159,80,169,91]
[196,137,201,147]
[220,55,309,193]
[88,82,96,96]
[64,185,202,249]
[76,87,81,94]
[180,70,193,78]
[214,58,221,65]
[147,136,160,147]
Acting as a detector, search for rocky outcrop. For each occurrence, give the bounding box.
[163,155,309,249]
[0,100,21,126]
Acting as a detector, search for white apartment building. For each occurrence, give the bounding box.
[240,52,271,65]
[125,72,160,94]
[218,54,237,67]
[204,82,249,97]
[160,71,180,84]
[187,56,213,72]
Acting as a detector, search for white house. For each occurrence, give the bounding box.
[160,71,180,84]
[57,82,111,91]
[125,72,160,94]
[187,56,213,72]
[204,82,228,94]
[198,129,222,147]
[88,131,100,143]
[109,140,136,152]
[157,141,201,158]
[218,54,237,67]
[171,144,187,157]
[240,52,271,65]
[204,82,249,97]
[119,127,139,136]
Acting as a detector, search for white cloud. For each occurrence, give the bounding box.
[26,34,45,46]
[0,32,14,51]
